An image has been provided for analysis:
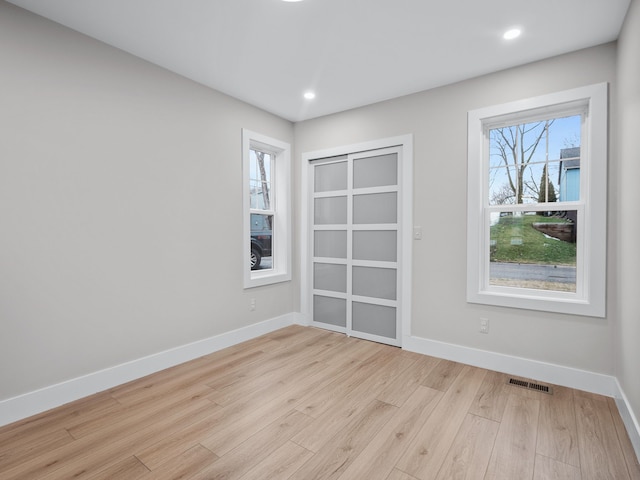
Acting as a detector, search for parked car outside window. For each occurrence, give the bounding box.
[250,213,272,269]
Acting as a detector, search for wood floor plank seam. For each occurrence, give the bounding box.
[3,398,216,480]
[0,325,637,480]
[432,413,500,480]
[389,467,421,480]
[607,397,640,479]
[532,452,582,479]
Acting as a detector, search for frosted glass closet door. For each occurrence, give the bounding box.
[312,159,348,330]
[310,148,401,346]
[350,151,398,342]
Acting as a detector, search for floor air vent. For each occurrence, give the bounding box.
[507,378,553,394]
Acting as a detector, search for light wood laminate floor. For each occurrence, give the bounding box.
[1,325,638,480]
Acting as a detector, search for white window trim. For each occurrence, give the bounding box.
[467,83,607,317]
[243,129,291,289]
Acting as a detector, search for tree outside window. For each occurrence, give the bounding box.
[467,84,607,317]
[487,115,581,293]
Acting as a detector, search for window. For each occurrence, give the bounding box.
[243,129,291,288]
[467,84,607,317]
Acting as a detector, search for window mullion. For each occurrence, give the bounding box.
[468,83,607,317]
[243,129,291,289]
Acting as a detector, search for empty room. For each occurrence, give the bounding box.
[1,0,639,479]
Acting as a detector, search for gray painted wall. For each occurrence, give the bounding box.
[1,0,636,434]
[616,0,640,438]
[294,43,617,375]
[0,1,295,400]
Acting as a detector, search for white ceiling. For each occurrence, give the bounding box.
[7,0,631,122]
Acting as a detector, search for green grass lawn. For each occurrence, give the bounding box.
[490,214,576,266]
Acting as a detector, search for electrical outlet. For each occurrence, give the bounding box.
[249,298,256,311]
[479,317,489,334]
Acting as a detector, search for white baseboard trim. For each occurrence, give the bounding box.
[0,313,297,428]
[404,334,639,463]
[614,379,640,464]
[403,334,618,397]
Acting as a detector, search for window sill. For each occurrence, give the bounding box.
[468,288,604,318]
[244,270,291,289]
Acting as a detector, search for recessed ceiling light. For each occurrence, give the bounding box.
[304,92,316,100]
[282,0,304,2]
[503,28,522,40]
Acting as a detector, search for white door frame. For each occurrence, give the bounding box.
[300,135,413,346]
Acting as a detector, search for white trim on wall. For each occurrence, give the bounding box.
[242,129,292,288]
[2,317,637,463]
[615,379,640,464]
[404,332,639,462]
[0,314,301,428]
[466,83,608,317]
[403,333,617,396]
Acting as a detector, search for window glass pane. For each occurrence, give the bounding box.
[488,114,581,205]
[353,230,397,262]
[489,166,518,205]
[489,210,577,292]
[547,115,582,156]
[249,149,272,210]
[249,180,261,209]
[352,302,396,338]
[314,295,346,327]
[250,213,273,271]
[314,263,347,293]
[314,230,347,259]
[519,161,561,204]
[545,162,561,203]
[314,196,347,225]
[353,192,397,224]
[559,149,580,202]
[353,153,397,188]
[315,161,348,192]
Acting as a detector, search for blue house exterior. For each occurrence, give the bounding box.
[559,147,580,202]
